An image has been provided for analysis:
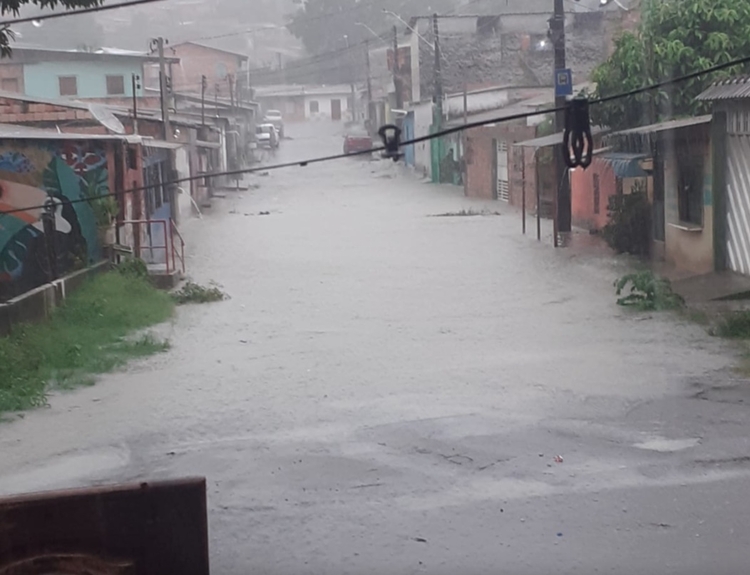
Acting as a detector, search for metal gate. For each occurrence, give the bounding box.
[495,140,509,201]
[726,108,750,275]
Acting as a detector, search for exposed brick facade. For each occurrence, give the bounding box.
[169,43,247,94]
[464,122,537,201]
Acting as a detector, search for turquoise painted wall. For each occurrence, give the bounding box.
[23,60,144,99]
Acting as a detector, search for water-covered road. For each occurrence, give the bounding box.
[2,124,750,574]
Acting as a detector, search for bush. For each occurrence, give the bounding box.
[602,186,651,257]
[117,257,149,279]
[172,281,227,305]
[614,271,684,311]
[713,312,750,339]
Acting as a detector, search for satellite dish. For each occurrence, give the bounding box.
[88,103,126,135]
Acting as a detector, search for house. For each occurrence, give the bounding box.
[604,116,714,274]
[0,90,224,222]
[168,42,249,96]
[697,77,750,276]
[0,46,178,101]
[0,124,145,301]
[253,85,358,122]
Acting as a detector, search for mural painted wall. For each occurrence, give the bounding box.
[0,140,108,301]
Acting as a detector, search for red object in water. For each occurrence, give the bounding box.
[344,133,373,155]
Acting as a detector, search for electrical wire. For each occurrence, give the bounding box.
[0,0,166,26]
[2,51,750,217]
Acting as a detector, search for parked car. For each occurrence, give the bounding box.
[343,128,372,155]
[263,110,284,138]
[256,124,279,149]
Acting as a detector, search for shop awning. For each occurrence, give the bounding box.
[599,152,648,178]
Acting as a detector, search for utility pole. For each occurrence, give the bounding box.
[432,13,443,125]
[151,37,172,141]
[131,73,140,135]
[201,75,207,125]
[228,74,235,110]
[463,82,468,125]
[344,35,357,122]
[392,25,403,110]
[151,36,176,221]
[432,13,444,183]
[364,39,373,132]
[550,0,571,241]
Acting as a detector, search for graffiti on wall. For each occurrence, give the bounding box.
[0,141,108,301]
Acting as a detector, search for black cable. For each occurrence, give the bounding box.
[0,0,166,26]
[2,51,750,217]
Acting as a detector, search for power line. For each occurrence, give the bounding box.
[3,52,750,217]
[0,0,166,26]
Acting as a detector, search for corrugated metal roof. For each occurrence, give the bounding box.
[514,126,607,148]
[697,76,750,101]
[599,153,648,178]
[0,123,141,143]
[611,115,711,136]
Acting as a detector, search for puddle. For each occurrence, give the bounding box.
[634,437,701,452]
[0,447,130,496]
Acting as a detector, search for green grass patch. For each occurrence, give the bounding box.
[712,311,750,339]
[0,271,174,414]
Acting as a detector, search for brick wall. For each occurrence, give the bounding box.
[170,44,244,94]
[0,96,91,123]
[464,122,537,201]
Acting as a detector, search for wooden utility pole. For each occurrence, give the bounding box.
[201,75,207,125]
[432,14,443,125]
[551,0,571,240]
[228,74,235,110]
[392,26,403,110]
[364,39,373,130]
[152,37,171,141]
[131,73,140,134]
[463,82,468,125]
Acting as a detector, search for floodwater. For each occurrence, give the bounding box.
[3,124,750,574]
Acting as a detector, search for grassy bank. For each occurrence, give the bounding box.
[0,271,174,414]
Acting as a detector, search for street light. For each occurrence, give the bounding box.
[382,9,434,51]
[355,22,388,45]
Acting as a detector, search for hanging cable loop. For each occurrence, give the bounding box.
[562,96,593,169]
[378,124,403,162]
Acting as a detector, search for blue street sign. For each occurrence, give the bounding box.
[555,68,573,98]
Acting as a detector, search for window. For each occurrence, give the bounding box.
[1,78,19,92]
[309,100,319,113]
[593,173,601,215]
[106,75,125,95]
[677,152,704,226]
[58,76,77,96]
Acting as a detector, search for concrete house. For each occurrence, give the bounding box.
[0,46,176,101]
[168,42,249,96]
[253,85,356,122]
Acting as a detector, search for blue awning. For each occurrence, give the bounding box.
[599,152,648,178]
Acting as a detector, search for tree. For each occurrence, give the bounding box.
[1,0,104,56]
[286,0,455,55]
[12,12,103,50]
[591,0,750,130]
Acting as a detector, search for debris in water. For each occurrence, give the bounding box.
[554,455,564,463]
[413,537,428,543]
[557,532,563,537]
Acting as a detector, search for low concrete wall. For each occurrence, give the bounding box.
[0,261,109,337]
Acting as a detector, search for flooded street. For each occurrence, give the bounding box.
[3,124,750,574]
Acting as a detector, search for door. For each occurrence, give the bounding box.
[726,127,750,274]
[331,99,342,121]
[142,151,171,268]
[495,140,509,201]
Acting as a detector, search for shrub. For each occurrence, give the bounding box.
[614,271,684,311]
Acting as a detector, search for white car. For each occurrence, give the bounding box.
[256,124,279,149]
[263,110,284,138]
